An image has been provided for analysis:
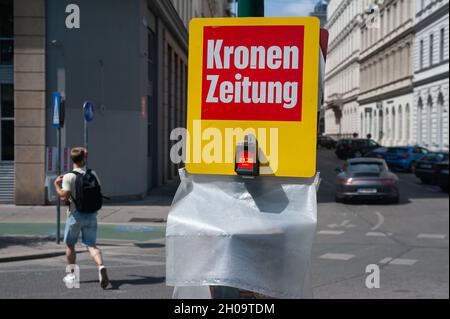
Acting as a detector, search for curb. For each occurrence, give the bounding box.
[0,237,166,263]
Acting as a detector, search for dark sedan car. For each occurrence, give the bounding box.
[434,161,449,192]
[335,158,399,204]
[335,139,380,160]
[317,135,337,149]
[414,152,449,185]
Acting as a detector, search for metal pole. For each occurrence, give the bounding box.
[84,119,88,167]
[238,0,264,17]
[56,127,61,244]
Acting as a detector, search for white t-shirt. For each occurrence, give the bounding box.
[62,167,101,215]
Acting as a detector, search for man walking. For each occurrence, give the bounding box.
[54,147,109,289]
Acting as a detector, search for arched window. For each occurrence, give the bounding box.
[388,51,395,82]
[385,108,390,140]
[373,110,378,140]
[392,107,396,141]
[398,105,403,141]
[360,113,364,136]
[437,93,444,149]
[378,110,384,141]
[396,48,402,80]
[417,97,423,144]
[405,104,410,141]
[427,95,433,146]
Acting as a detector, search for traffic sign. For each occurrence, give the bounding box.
[186,17,321,178]
[83,101,94,122]
[51,92,62,129]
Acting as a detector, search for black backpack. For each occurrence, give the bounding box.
[71,169,103,213]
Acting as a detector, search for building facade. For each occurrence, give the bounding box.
[412,0,449,151]
[0,0,228,204]
[324,0,363,139]
[358,0,415,146]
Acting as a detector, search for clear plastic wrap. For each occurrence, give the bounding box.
[166,169,319,299]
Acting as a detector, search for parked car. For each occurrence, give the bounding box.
[335,158,399,204]
[434,161,449,192]
[335,139,380,160]
[414,152,449,185]
[382,146,429,172]
[317,135,337,149]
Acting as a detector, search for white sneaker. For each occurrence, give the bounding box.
[98,266,109,289]
[63,273,77,288]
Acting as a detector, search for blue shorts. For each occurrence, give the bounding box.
[64,211,98,246]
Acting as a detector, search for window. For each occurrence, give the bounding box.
[0,0,13,65]
[0,40,13,65]
[386,8,390,33]
[405,104,410,140]
[429,34,434,66]
[393,3,397,29]
[437,93,444,148]
[0,0,13,37]
[349,162,386,174]
[417,98,423,144]
[400,0,404,24]
[419,40,424,69]
[422,152,449,162]
[0,84,14,161]
[426,96,432,145]
[440,28,445,62]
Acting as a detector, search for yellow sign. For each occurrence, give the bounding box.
[185,17,321,178]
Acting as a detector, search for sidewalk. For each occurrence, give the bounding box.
[0,179,179,262]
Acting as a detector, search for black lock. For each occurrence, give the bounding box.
[235,134,259,176]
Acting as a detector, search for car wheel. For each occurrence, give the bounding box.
[440,184,449,193]
[354,151,362,157]
[335,196,343,203]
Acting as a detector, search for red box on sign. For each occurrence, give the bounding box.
[201,25,305,122]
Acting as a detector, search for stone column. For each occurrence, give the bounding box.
[14,0,46,205]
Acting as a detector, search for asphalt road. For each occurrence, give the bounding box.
[0,150,448,298]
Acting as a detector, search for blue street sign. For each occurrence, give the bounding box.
[51,92,61,129]
[83,101,94,122]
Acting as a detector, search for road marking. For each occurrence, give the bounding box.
[318,230,345,235]
[319,253,355,261]
[366,232,387,237]
[371,211,384,231]
[417,234,447,239]
[379,257,417,266]
[327,220,357,229]
[379,257,393,264]
[389,258,418,266]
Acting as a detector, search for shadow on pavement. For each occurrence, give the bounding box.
[0,236,54,250]
[80,275,165,289]
[133,242,165,249]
